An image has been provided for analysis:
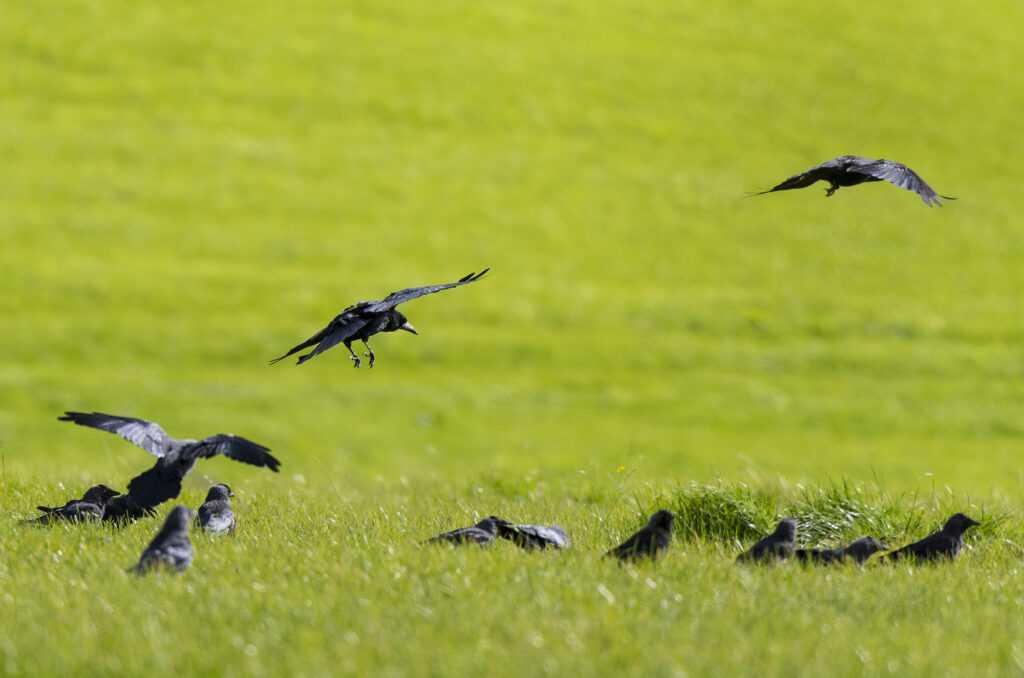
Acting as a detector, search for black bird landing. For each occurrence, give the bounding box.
[270,269,488,368]
[195,483,237,536]
[605,510,676,563]
[886,513,981,564]
[795,536,888,567]
[425,516,507,546]
[132,506,195,575]
[736,518,797,564]
[23,484,122,525]
[752,156,954,206]
[496,522,570,550]
[59,412,280,517]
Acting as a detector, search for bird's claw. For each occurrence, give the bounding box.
[363,352,375,368]
[349,356,361,368]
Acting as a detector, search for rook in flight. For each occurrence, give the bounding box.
[132,506,195,575]
[736,517,797,564]
[753,156,953,206]
[271,270,488,368]
[795,536,888,566]
[886,513,980,564]
[605,510,676,563]
[195,484,237,536]
[23,484,122,525]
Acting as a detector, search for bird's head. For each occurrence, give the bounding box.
[773,517,798,541]
[944,513,981,534]
[166,505,195,530]
[85,485,123,503]
[648,509,677,532]
[478,516,509,534]
[206,484,234,501]
[845,536,888,559]
[393,311,417,335]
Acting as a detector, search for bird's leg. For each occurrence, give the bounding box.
[361,340,376,368]
[345,341,362,368]
[825,182,838,197]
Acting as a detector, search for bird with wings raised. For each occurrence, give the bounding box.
[753,156,954,206]
[59,411,280,517]
[271,269,488,368]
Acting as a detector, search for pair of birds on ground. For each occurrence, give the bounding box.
[601,510,980,565]
[132,487,237,575]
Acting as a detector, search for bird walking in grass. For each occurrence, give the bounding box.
[23,484,122,525]
[59,411,280,518]
[736,517,797,564]
[132,506,195,575]
[425,516,507,546]
[270,269,488,368]
[886,513,980,564]
[752,156,953,206]
[605,510,676,563]
[195,484,237,535]
[795,536,888,567]
[496,522,570,550]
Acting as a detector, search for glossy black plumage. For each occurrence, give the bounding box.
[426,516,506,546]
[496,522,570,550]
[271,270,488,368]
[736,518,797,564]
[606,510,676,563]
[886,513,980,564]
[24,484,122,525]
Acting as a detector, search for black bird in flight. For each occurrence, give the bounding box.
[606,510,676,563]
[23,484,122,525]
[496,522,570,550]
[886,513,980,564]
[425,516,506,546]
[271,269,488,368]
[195,484,237,535]
[736,517,797,564]
[132,506,195,575]
[59,412,280,516]
[752,156,953,206]
[795,536,888,566]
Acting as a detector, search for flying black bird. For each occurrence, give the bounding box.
[496,522,570,550]
[195,484,236,535]
[59,412,280,514]
[425,516,507,546]
[132,506,195,574]
[605,510,676,563]
[270,269,488,368]
[795,536,888,566]
[752,156,953,206]
[736,517,797,564]
[886,513,981,564]
[23,484,122,525]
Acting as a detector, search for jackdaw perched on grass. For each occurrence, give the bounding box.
[752,156,953,206]
[132,506,194,575]
[23,484,122,525]
[59,412,280,517]
[195,484,236,536]
[795,536,888,566]
[426,516,506,546]
[736,517,797,564]
[496,522,570,550]
[270,269,488,368]
[605,510,676,563]
[886,513,981,564]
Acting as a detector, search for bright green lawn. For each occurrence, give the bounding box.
[2,0,1024,675]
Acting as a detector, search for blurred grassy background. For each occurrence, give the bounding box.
[2,0,1023,500]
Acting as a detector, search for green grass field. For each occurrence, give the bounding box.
[3,0,1024,675]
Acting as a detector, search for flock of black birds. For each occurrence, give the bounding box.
[23,162,970,573]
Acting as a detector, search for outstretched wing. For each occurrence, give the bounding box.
[850,159,951,206]
[188,434,282,471]
[59,411,170,457]
[364,270,489,313]
[270,303,372,365]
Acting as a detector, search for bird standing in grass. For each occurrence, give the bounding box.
[752,156,953,206]
[606,510,676,563]
[886,513,980,563]
[132,506,195,575]
[426,516,507,546]
[195,484,237,535]
[795,536,888,566]
[270,269,488,368]
[736,517,797,564]
[23,484,122,525]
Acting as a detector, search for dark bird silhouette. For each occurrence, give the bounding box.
[886,513,981,564]
[195,484,236,535]
[132,506,195,574]
[605,510,676,563]
[496,522,570,550]
[59,412,280,515]
[23,484,122,525]
[752,156,953,206]
[426,516,507,546]
[795,536,888,566]
[736,518,797,564]
[270,269,488,368]
[103,494,159,523]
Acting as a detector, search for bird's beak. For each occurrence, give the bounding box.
[400,321,418,335]
[879,544,890,551]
